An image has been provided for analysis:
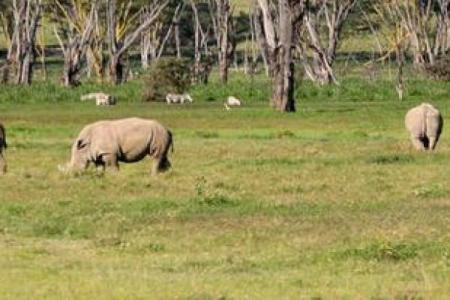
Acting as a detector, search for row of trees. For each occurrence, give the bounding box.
[1,0,450,112]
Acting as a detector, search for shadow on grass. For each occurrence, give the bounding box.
[332,240,448,262]
[367,154,415,165]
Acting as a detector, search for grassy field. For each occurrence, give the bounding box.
[1,71,450,299]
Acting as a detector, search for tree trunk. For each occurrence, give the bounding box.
[109,54,123,85]
[190,0,202,83]
[61,52,75,86]
[218,0,230,84]
[18,37,34,85]
[219,51,228,83]
[4,0,42,85]
[272,0,295,112]
[174,20,181,58]
[396,46,405,101]
[257,0,304,111]
[106,0,168,84]
[54,3,97,87]
[253,9,270,75]
[141,32,150,69]
[20,49,33,85]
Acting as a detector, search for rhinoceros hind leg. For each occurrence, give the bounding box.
[0,153,6,175]
[151,159,160,176]
[410,136,426,151]
[428,136,439,151]
[151,156,171,176]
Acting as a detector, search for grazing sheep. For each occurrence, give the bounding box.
[166,93,193,104]
[60,118,173,176]
[0,123,6,174]
[226,96,242,106]
[405,103,443,151]
[81,92,117,106]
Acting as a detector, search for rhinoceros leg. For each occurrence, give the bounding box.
[151,156,171,176]
[0,153,6,174]
[428,136,439,151]
[410,135,426,151]
[151,158,160,176]
[102,154,119,171]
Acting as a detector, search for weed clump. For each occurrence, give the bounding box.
[413,184,449,199]
[338,241,419,262]
[368,154,415,165]
[194,176,237,208]
[142,58,192,102]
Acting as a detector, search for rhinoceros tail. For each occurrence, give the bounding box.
[0,123,6,149]
[168,130,174,153]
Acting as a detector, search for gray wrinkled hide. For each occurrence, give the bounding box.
[0,123,6,174]
[67,118,173,175]
[405,103,443,151]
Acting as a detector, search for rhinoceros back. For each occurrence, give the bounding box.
[110,118,171,162]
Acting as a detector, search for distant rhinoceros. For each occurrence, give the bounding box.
[61,118,173,175]
[405,103,443,151]
[0,123,7,174]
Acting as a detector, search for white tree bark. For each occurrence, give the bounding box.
[107,0,169,84]
[53,0,97,86]
[209,0,234,83]
[2,0,42,85]
[301,0,356,85]
[256,0,306,112]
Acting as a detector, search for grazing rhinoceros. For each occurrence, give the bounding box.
[0,123,6,174]
[61,118,173,175]
[405,103,443,151]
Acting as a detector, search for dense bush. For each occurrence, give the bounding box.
[424,56,450,81]
[142,58,192,102]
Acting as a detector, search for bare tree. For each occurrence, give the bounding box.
[140,2,184,69]
[376,0,450,67]
[2,0,42,85]
[106,0,169,84]
[52,0,97,86]
[36,25,47,80]
[0,1,14,47]
[256,0,306,112]
[374,3,410,100]
[140,7,162,69]
[208,0,235,83]
[86,8,104,80]
[173,2,183,58]
[245,8,261,75]
[189,0,202,82]
[252,5,271,75]
[299,0,357,85]
[188,0,213,84]
[0,0,14,82]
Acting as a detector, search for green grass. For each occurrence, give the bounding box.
[1,71,450,299]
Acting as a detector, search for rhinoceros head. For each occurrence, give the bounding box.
[67,138,91,171]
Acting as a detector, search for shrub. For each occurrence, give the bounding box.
[424,56,450,81]
[142,58,192,102]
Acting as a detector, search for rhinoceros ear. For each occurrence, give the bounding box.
[77,139,88,150]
